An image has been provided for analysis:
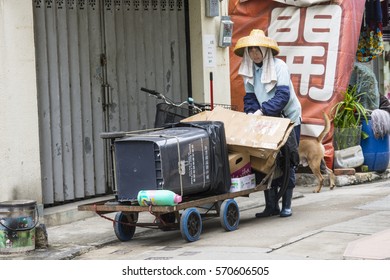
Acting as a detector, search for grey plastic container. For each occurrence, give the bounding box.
[114,127,211,202]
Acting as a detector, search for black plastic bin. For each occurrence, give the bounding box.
[114,121,231,202]
[176,121,231,196]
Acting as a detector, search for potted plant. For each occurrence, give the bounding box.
[331,85,369,150]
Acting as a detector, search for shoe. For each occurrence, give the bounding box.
[280,208,292,217]
[255,208,280,218]
[280,188,293,218]
[255,188,280,218]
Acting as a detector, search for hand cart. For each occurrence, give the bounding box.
[77,87,292,242]
[78,166,278,242]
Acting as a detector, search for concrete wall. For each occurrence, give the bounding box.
[189,0,231,105]
[0,0,42,203]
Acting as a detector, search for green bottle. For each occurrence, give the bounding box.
[137,190,182,206]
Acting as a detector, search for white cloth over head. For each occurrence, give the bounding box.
[238,46,277,93]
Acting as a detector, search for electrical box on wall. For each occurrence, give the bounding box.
[219,16,234,48]
[205,0,219,17]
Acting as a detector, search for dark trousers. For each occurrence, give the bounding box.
[254,125,301,217]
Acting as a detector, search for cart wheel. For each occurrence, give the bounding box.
[220,199,240,231]
[114,212,137,242]
[180,208,202,242]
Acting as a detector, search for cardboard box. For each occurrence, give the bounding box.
[250,154,277,175]
[182,107,294,174]
[182,107,292,155]
[229,152,252,178]
[230,173,256,192]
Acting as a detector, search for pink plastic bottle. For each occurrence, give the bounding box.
[137,190,182,206]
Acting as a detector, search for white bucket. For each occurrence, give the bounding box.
[334,145,364,169]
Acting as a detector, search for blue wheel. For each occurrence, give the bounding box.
[220,199,240,231]
[180,208,202,242]
[113,212,137,242]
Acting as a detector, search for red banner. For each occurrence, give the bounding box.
[229,0,366,167]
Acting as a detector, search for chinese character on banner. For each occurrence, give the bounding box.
[269,5,342,102]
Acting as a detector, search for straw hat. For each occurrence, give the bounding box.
[234,29,280,57]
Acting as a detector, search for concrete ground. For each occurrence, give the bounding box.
[0,169,389,260]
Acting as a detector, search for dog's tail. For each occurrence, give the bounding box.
[317,112,331,143]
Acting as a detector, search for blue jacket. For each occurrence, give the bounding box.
[244,86,290,117]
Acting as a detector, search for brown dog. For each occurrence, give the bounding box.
[298,112,335,193]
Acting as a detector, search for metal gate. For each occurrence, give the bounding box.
[33,0,188,205]
[102,0,188,132]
